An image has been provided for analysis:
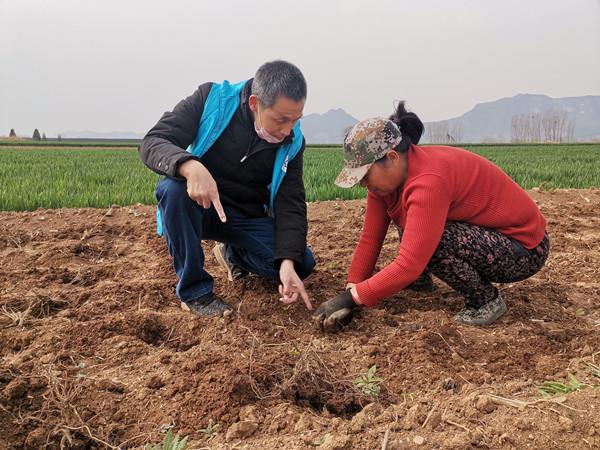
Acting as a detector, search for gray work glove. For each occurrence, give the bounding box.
[313,289,360,333]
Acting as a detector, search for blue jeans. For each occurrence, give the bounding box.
[155,178,316,302]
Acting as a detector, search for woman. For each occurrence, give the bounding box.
[313,104,549,332]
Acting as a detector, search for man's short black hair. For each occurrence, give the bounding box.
[252,60,307,107]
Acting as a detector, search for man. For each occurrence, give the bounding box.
[139,60,315,316]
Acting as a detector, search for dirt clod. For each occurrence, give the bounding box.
[413,435,426,445]
[475,395,497,413]
[225,420,259,441]
[558,416,574,433]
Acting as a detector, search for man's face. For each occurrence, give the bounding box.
[249,94,304,141]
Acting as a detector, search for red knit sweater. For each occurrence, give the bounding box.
[348,145,547,307]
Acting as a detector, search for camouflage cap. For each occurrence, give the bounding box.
[334,117,402,188]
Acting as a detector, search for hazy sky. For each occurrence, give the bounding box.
[1,0,599,136]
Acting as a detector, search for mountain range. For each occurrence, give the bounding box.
[300,108,359,144]
[424,94,600,143]
[52,94,599,143]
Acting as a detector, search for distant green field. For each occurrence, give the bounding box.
[1,144,599,211]
[0,138,140,147]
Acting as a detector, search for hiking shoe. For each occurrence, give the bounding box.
[407,274,437,292]
[454,293,507,326]
[213,243,248,282]
[181,292,232,316]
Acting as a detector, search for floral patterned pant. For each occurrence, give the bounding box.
[402,222,550,307]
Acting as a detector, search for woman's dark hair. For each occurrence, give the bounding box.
[389,101,424,153]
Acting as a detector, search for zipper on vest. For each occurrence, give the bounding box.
[240,128,254,163]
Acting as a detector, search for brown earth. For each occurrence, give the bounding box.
[0,189,599,449]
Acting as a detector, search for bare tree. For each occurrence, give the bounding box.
[9,128,17,138]
[511,113,540,143]
[450,121,463,143]
[32,129,41,141]
[427,122,439,144]
[427,120,463,144]
[512,111,574,143]
[566,119,576,143]
[530,113,542,142]
[541,110,574,142]
[510,115,524,142]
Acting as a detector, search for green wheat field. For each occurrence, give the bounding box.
[1,143,599,211]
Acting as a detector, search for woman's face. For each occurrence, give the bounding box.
[359,150,408,196]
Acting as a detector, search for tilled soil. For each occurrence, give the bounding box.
[1,189,599,449]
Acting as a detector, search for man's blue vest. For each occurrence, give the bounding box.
[156,79,304,235]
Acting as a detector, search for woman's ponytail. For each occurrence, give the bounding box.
[389,101,424,152]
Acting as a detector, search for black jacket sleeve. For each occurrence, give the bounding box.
[273,138,308,266]
[138,82,213,179]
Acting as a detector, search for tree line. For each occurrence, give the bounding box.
[427,121,464,144]
[6,129,62,141]
[510,111,575,143]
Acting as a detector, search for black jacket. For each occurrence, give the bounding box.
[139,80,308,266]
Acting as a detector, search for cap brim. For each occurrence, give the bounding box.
[334,164,372,188]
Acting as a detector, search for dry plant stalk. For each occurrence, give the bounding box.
[22,364,120,449]
[1,301,33,328]
[245,337,366,409]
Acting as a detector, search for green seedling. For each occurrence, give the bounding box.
[575,308,586,317]
[355,365,383,397]
[537,373,586,397]
[198,419,219,439]
[146,428,189,450]
[400,392,417,400]
[325,262,339,270]
[310,433,331,446]
[587,363,600,380]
